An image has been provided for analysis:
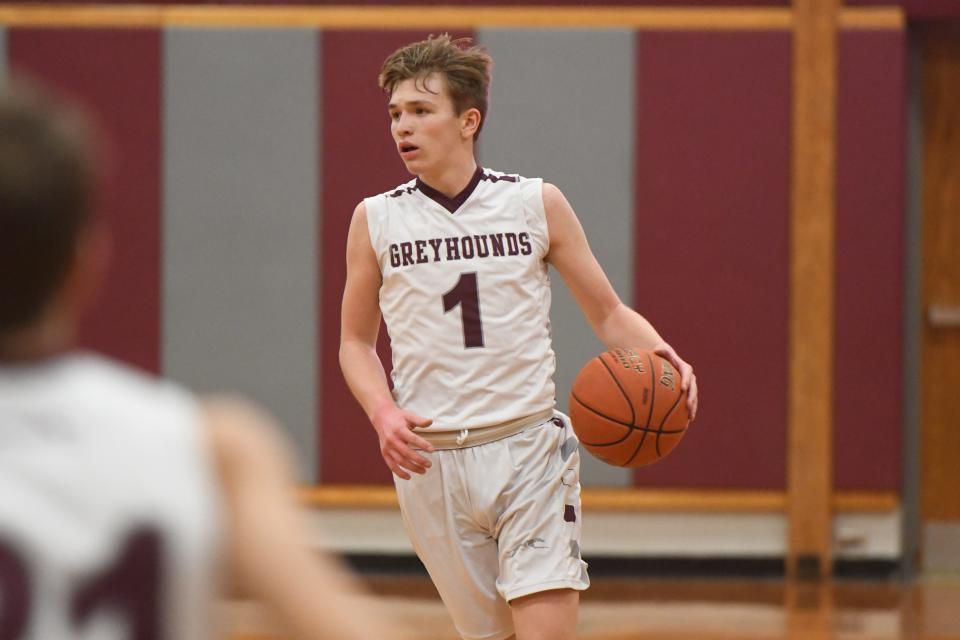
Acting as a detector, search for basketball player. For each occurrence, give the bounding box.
[339,35,699,640]
[0,87,407,638]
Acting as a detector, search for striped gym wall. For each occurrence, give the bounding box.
[7,29,163,377]
[835,28,904,491]
[632,31,792,489]
[0,23,904,493]
[162,29,320,476]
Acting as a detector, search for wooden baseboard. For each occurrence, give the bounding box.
[0,4,902,30]
[299,485,898,513]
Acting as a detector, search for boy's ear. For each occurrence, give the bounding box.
[61,221,112,319]
[461,108,481,139]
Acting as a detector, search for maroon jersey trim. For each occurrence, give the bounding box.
[415,166,485,214]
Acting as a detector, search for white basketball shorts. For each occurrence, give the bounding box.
[393,411,590,640]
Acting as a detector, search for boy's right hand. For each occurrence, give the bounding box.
[371,406,435,480]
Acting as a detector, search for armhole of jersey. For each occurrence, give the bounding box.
[176,391,225,554]
[362,197,383,268]
[520,177,549,256]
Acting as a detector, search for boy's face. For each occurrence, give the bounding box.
[389,73,466,176]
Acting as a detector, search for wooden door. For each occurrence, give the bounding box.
[921,25,960,524]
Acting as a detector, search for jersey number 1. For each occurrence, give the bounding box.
[443,272,484,348]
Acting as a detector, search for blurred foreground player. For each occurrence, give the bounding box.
[340,35,699,640]
[0,86,403,639]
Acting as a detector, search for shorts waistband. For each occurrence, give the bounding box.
[415,409,556,450]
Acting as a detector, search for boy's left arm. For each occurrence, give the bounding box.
[543,182,698,421]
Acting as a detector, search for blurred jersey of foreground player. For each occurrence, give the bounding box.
[0,85,407,640]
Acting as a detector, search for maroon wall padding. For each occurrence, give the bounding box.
[8,29,162,373]
[847,0,960,18]
[904,0,960,17]
[834,30,905,491]
[632,31,792,489]
[319,30,472,484]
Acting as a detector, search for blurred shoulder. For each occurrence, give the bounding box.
[201,395,295,483]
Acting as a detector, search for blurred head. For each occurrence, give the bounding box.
[379,35,492,175]
[0,85,106,356]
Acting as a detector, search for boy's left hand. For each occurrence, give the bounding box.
[653,343,698,423]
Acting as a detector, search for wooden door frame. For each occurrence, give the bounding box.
[900,25,924,580]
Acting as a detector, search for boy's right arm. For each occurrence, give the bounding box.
[203,397,410,640]
[339,202,435,479]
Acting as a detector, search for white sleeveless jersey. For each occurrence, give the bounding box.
[0,353,221,639]
[365,167,556,432]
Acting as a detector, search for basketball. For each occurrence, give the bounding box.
[569,347,689,467]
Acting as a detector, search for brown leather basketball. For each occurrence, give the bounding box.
[569,347,689,467]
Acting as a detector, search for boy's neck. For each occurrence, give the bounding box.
[417,155,479,199]
[0,311,74,363]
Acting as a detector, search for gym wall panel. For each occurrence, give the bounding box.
[162,29,319,478]
[319,30,472,484]
[633,31,792,489]
[476,29,635,488]
[903,0,960,18]
[7,29,162,374]
[848,0,959,19]
[834,30,905,491]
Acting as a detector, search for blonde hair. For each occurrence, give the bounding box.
[379,34,492,140]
